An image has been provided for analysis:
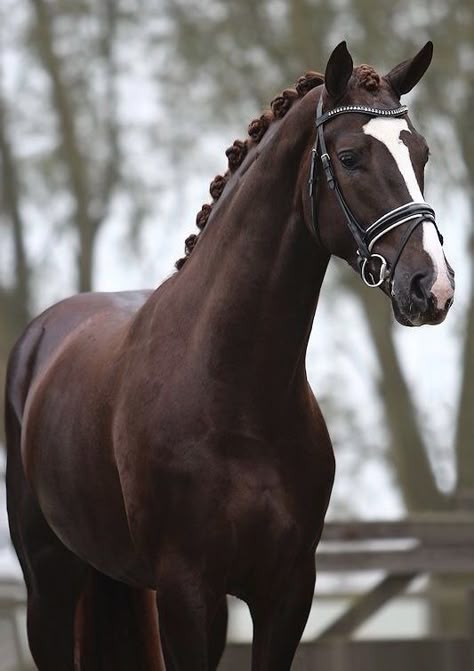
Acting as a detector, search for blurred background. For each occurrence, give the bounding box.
[0,0,472,668]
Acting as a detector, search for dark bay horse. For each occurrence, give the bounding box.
[5,42,454,670]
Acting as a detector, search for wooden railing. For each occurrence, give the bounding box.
[316,513,474,638]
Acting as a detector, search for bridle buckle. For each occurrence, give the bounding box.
[320,153,335,190]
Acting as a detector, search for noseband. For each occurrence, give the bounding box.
[308,94,443,288]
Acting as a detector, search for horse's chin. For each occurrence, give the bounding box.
[392,305,417,327]
[391,300,449,327]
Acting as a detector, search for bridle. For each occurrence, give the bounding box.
[308,93,443,288]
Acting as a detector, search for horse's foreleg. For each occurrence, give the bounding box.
[23,545,86,671]
[6,402,87,671]
[249,558,316,671]
[75,571,165,671]
[207,595,228,670]
[157,560,224,671]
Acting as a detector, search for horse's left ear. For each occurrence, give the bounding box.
[386,41,433,97]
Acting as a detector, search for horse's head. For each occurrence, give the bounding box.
[310,41,454,326]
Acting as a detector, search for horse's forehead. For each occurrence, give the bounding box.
[362,117,410,148]
[362,117,424,202]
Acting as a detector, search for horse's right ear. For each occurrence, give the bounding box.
[324,41,353,101]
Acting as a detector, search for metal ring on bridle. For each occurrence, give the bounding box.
[360,254,388,288]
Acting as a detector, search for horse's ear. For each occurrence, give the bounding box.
[324,41,353,100]
[386,41,433,97]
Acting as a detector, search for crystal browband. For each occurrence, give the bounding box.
[316,105,408,127]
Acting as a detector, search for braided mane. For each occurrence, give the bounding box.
[175,64,380,270]
[175,71,324,270]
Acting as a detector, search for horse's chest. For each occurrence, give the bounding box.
[216,463,316,595]
[227,465,294,527]
[224,460,316,556]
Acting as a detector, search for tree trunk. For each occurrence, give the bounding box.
[454,84,474,507]
[0,94,31,443]
[454,206,474,508]
[351,280,448,512]
[30,0,95,292]
[0,99,30,329]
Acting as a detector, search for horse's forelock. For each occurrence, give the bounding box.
[353,65,381,93]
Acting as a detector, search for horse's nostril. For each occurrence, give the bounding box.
[411,273,428,303]
[408,271,435,314]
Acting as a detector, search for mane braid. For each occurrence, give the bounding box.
[175,70,324,270]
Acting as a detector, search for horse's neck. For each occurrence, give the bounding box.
[168,103,329,394]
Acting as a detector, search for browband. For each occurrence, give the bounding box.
[316,104,408,127]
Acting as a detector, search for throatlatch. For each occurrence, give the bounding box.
[308,94,443,288]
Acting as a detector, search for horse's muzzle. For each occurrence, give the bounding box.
[392,267,455,327]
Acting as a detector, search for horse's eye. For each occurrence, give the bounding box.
[338,152,358,169]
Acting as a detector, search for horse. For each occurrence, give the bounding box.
[5,41,454,670]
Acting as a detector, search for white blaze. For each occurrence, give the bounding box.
[362,118,453,308]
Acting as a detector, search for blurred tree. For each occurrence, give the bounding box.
[29,0,120,293]
[350,0,474,512]
[0,0,165,439]
[0,90,31,443]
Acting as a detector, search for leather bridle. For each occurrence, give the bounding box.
[308,93,443,288]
